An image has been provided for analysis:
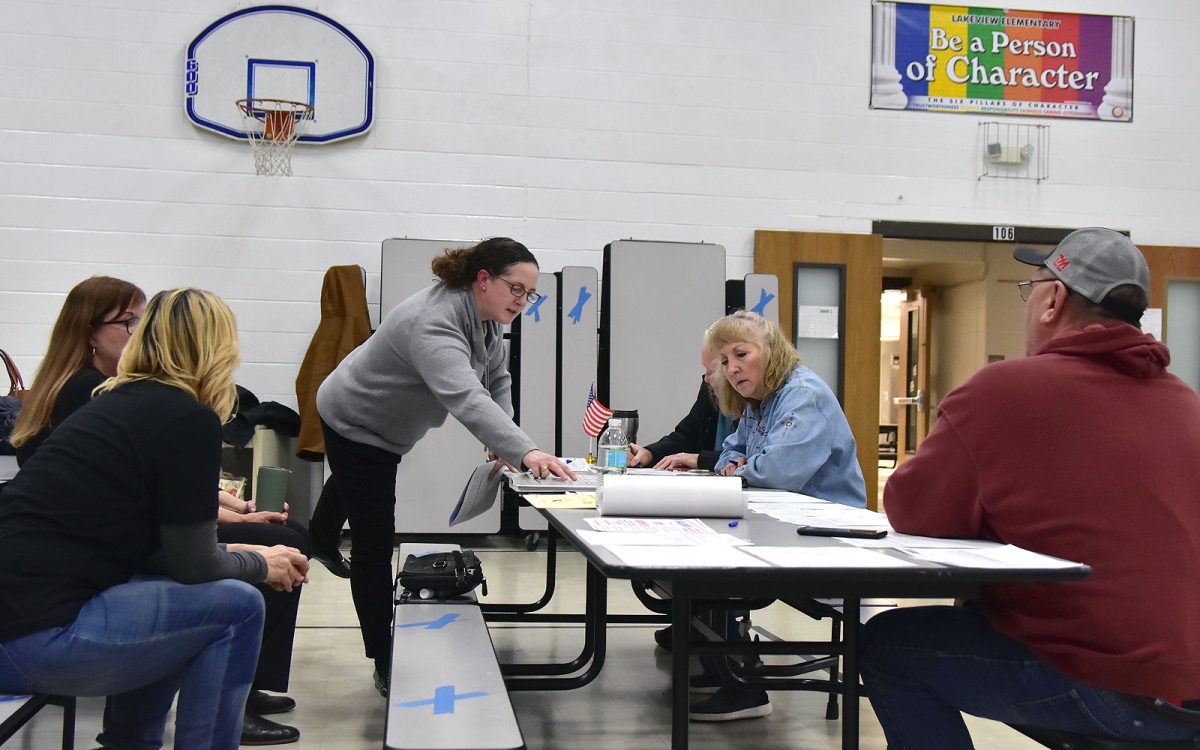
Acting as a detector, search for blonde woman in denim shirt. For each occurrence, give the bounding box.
[708,311,866,509]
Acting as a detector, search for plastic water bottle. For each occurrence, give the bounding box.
[597,419,629,474]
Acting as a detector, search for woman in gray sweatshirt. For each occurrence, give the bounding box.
[316,237,573,689]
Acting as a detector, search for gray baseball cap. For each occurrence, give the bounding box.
[1013,228,1150,304]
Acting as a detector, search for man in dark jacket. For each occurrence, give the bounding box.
[628,345,733,471]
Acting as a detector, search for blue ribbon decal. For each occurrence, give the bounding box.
[525,294,547,323]
[398,613,460,630]
[568,286,591,324]
[394,684,488,715]
[750,288,775,315]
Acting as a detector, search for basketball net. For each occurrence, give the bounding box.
[236,98,314,176]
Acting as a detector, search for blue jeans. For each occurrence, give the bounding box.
[859,604,1200,749]
[0,576,264,750]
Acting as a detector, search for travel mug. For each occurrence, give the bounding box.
[255,466,291,513]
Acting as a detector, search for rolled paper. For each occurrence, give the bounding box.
[597,474,745,518]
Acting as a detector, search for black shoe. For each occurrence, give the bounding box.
[311,546,351,579]
[246,690,295,716]
[688,671,721,694]
[688,685,772,722]
[240,713,300,745]
[373,667,389,698]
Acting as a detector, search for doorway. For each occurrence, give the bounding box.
[876,239,1029,508]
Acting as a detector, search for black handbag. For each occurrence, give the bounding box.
[397,550,487,601]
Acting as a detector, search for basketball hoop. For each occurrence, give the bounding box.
[236,98,314,176]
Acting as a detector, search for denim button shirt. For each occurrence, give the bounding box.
[716,365,866,508]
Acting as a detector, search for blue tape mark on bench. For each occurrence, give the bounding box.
[394,685,489,715]
[751,288,775,315]
[397,613,460,630]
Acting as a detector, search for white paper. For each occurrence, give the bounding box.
[609,545,770,568]
[578,530,750,547]
[584,517,715,534]
[752,503,891,529]
[506,465,601,493]
[747,546,916,568]
[909,545,1083,570]
[795,305,839,339]
[744,490,824,504]
[597,474,745,518]
[448,463,502,526]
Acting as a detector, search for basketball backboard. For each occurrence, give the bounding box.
[184,5,374,143]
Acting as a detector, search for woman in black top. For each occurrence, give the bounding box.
[0,288,308,749]
[10,277,311,744]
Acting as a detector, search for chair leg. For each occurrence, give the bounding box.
[58,696,76,750]
[825,617,841,720]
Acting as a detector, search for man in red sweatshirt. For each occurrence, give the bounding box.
[859,228,1200,748]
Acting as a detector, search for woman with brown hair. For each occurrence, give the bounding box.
[0,288,308,749]
[317,236,573,693]
[10,276,145,464]
[10,278,310,744]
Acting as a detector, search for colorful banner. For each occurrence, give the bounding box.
[870,3,1133,121]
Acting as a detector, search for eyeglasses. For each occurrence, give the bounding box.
[94,316,141,334]
[489,273,542,303]
[1016,279,1058,302]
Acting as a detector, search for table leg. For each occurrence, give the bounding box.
[671,594,691,750]
[842,597,861,750]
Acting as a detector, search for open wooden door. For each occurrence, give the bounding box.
[894,288,931,465]
[755,230,883,509]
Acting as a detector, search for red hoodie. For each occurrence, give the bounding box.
[884,322,1200,699]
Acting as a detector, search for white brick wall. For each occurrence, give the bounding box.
[2,0,1197,407]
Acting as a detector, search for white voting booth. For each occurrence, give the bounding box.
[513,266,600,535]
[744,273,780,325]
[511,271,556,534]
[557,267,600,458]
[600,240,726,444]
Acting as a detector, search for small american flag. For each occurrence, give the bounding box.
[582,383,614,438]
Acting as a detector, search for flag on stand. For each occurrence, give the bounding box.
[582,383,613,438]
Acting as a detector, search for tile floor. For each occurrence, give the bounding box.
[12,534,1044,750]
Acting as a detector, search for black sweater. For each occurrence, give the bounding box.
[642,379,723,472]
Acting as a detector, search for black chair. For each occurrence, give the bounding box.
[0,693,76,749]
[1012,723,1200,750]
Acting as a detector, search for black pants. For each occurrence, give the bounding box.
[216,519,310,692]
[308,475,347,554]
[320,419,402,674]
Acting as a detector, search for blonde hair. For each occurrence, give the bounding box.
[10,276,145,447]
[99,288,241,422]
[705,311,800,418]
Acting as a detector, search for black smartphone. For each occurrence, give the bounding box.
[796,525,888,539]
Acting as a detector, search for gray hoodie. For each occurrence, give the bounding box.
[316,284,537,467]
